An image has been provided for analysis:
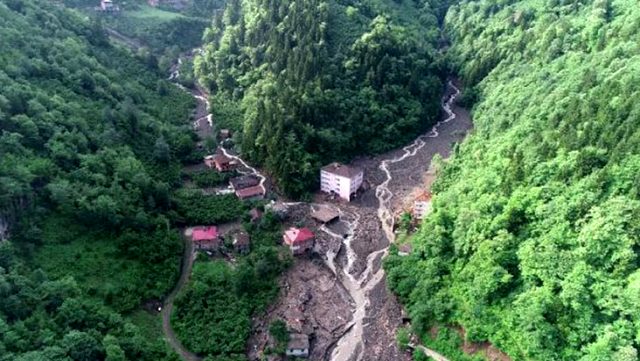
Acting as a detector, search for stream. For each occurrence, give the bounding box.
[108,25,464,361]
[329,81,460,361]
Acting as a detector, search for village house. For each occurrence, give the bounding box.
[236,185,265,200]
[413,191,432,220]
[283,227,314,255]
[286,333,310,358]
[230,175,260,190]
[216,154,234,172]
[310,207,339,224]
[233,232,250,254]
[191,226,221,251]
[203,155,215,168]
[320,162,364,201]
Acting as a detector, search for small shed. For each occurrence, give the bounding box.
[311,207,339,224]
[233,232,250,254]
[249,208,263,223]
[219,129,231,139]
[286,333,310,358]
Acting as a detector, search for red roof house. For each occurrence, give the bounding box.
[191,226,221,250]
[283,227,314,255]
[213,154,233,172]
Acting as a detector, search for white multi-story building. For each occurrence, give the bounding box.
[413,191,432,220]
[320,163,364,201]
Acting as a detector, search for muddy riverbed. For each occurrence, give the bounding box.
[246,80,472,361]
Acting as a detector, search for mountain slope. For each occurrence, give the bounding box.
[196,0,447,196]
[0,0,196,359]
[386,0,640,360]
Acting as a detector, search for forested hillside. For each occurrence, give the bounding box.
[386,0,640,360]
[0,0,196,359]
[196,0,447,196]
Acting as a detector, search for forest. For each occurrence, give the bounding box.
[386,0,640,360]
[196,0,448,196]
[0,0,198,359]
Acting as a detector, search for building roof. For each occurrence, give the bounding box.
[230,175,260,190]
[288,333,310,350]
[311,207,339,223]
[214,153,231,164]
[284,227,314,244]
[321,162,363,179]
[192,226,218,241]
[233,232,250,246]
[236,185,264,199]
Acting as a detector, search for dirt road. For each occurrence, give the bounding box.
[161,237,201,361]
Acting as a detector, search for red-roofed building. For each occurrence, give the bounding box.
[191,226,221,250]
[236,185,265,200]
[203,153,234,172]
[283,227,314,255]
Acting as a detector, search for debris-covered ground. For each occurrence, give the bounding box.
[247,80,473,361]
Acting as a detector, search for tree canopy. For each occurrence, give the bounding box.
[386,0,640,359]
[196,0,447,196]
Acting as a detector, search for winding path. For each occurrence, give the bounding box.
[330,81,460,361]
[161,238,201,361]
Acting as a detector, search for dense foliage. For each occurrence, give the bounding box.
[0,243,178,361]
[0,0,197,358]
[172,213,290,360]
[196,0,447,196]
[386,0,640,360]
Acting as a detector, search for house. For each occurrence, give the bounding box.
[320,163,364,201]
[147,0,159,6]
[283,227,314,255]
[204,155,215,168]
[249,208,263,223]
[219,129,231,139]
[413,191,432,220]
[310,207,339,224]
[286,333,310,358]
[230,175,260,190]
[236,185,265,200]
[213,154,233,172]
[204,153,234,171]
[233,232,250,254]
[191,226,221,250]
